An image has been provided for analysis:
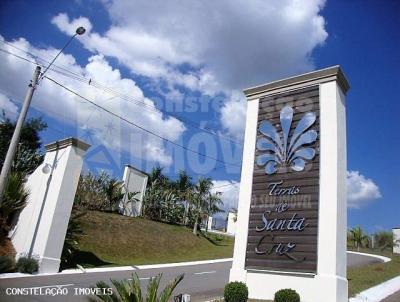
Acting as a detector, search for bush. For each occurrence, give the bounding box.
[375,231,394,251]
[224,281,248,302]
[74,172,124,213]
[60,210,86,270]
[274,288,300,302]
[16,256,38,274]
[0,172,29,239]
[0,256,15,273]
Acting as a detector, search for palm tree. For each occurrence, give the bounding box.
[92,273,184,302]
[148,167,167,186]
[103,178,125,212]
[143,179,163,220]
[203,191,223,233]
[191,178,222,235]
[374,231,396,251]
[350,226,369,252]
[174,171,193,225]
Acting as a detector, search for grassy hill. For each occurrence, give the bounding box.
[70,210,234,268]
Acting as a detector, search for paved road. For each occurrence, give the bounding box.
[381,290,400,302]
[347,251,384,267]
[0,252,384,302]
[0,261,230,302]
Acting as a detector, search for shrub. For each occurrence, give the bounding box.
[375,231,395,251]
[60,210,86,270]
[74,172,124,212]
[274,288,300,302]
[0,172,29,239]
[93,273,184,302]
[224,281,248,302]
[16,256,38,274]
[0,256,15,273]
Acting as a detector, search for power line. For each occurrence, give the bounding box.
[213,182,239,189]
[44,75,242,168]
[0,42,244,146]
[0,48,42,66]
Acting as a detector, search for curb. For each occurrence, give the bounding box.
[0,258,233,279]
[347,251,391,263]
[350,275,400,302]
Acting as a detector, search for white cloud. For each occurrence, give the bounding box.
[51,13,93,36]
[220,92,247,140]
[0,35,185,166]
[51,0,328,139]
[212,180,240,213]
[347,170,382,209]
[0,93,18,120]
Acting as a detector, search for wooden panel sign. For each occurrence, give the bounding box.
[245,86,320,274]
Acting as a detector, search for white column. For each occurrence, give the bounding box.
[207,216,213,230]
[120,165,148,217]
[393,228,400,254]
[10,138,90,273]
[229,97,258,282]
[314,81,348,302]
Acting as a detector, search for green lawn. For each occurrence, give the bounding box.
[348,247,400,297]
[70,210,234,268]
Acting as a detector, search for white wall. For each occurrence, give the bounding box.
[9,138,89,273]
[119,165,148,217]
[207,216,213,230]
[394,228,400,254]
[226,212,237,235]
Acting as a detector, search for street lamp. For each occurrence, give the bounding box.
[0,27,86,205]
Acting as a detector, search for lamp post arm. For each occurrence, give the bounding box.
[39,33,77,82]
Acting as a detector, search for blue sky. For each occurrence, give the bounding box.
[0,0,399,233]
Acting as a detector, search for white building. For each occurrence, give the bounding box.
[226,211,237,235]
[393,228,400,254]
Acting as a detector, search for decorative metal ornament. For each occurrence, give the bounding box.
[256,105,317,174]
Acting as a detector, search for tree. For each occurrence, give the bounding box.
[174,170,193,225]
[204,191,223,232]
[103,177,124,213]
[350,226,369,252]
[374,231,396,251]
[148,166,168,186]
[191,178,223,235]
[0,117,47,175]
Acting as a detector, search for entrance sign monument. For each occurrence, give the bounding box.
[230,66,350,301]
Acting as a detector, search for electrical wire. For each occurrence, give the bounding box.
[0,41,244,146]
[44,75,242,169]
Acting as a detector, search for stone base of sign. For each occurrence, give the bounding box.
[230,66,349,302]
[230,268,347,301]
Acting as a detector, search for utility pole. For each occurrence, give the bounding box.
[0,26,86,206]
[0,66,41,204]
